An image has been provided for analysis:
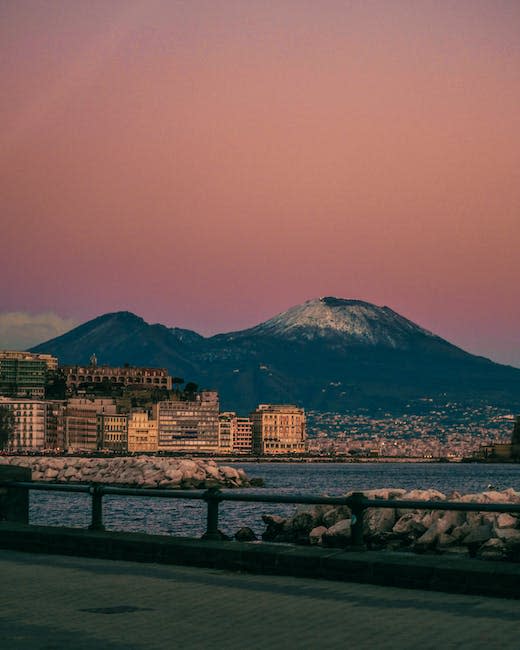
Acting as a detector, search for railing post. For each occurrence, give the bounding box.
[89,485,105,531]
[0,466,31,524]
[348,491,367,549]
[202,487,223,540]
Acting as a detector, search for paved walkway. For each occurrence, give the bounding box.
[1,549,519,650]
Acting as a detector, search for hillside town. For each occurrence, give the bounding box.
[0,350,518,460]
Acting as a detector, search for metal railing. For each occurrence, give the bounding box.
[2,480,520,547]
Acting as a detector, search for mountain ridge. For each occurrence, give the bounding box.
[29,298,520,412]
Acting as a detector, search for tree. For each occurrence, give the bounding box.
[182,382,198,401]
[0,405,14,451]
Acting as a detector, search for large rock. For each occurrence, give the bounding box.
[462,524,493,552]
[363,507,396,539]
[322,519,352,548]
[393,513,427,537]
[309,526,328,545]
[496,513,517,529]
[477,538,508,560]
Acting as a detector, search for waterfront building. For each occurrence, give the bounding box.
[62,362,173,392]
[127,411,158,453]
[154,390,220,452]
[64,398,116,450]
[97,413,128,452]
[218,412,235,452]
[250,404,307,455]
[0,397,47,451]
[212,412,254,454]
[45,401,66,450]
[234,417,253,454]
[0,351,57,399]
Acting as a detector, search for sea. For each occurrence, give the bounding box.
[29,462,520,539]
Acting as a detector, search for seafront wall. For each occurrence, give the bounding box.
[261,487,520,561]
[0,456,252,488]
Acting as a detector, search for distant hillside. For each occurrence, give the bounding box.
[31,298,520,413]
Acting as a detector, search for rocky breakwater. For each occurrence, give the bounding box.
[0,456,253,489]
[261,488,520,562]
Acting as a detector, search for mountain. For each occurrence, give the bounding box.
[32,311,199,380]
[30,298,520,413]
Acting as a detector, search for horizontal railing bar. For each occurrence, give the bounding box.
[2,480,520,513]
[218,492,353,505]
[0,481,91,494]
[101,486,205,500]
[362,498,520,514]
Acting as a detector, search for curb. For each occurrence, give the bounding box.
[1,523,519,599]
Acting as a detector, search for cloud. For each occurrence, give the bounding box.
[0,312,77,350]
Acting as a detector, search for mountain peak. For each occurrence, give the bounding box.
[247,297,435,347]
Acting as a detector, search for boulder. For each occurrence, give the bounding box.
[322,506,350,528]
[496,513,517,528]
[462,524,493,554]
[363,507,396,539]
[309,526,328,546]
[235,527,257,542]
[393,513,427,537]
[322,519,352,548]
[261,514,288,542]
[477,538,508,560]
[414,516,454,550]
[437,533,458,548]
[494,528,520,542]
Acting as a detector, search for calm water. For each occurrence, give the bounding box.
[30,462,520,538]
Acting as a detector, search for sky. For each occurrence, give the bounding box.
[1,1,519,366]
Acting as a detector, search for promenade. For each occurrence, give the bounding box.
[1,549,519,650]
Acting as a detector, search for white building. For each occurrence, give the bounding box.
[0,397,47,451]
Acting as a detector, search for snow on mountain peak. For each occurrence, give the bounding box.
[250,297,435,347]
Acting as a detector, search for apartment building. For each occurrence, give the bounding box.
[45,401,66,450]
[154,391,219,452]
[0,397,47,451]
[127,411,158,453]
[64,398,116,450]
[97,413,128,452]
[234,416,253,454]
[218,412,253,454]
[0,351,57,399]
[250,404,306,455]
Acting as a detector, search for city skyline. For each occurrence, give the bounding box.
[1,2,519,367]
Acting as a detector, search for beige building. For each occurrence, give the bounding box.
[97,413,128,452]
[250,404,306,455]
[45,401,66,450]
[62,364,173,391]
[0,397,47,451]
[234,417,253,454]
[218,412,235,452]
[127,411,158,453]
[154,391,220,452]
[64,398,116,450]
[219,412,253,454]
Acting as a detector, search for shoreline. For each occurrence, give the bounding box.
[1,451,518,464]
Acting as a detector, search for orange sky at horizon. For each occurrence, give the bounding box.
[1,1,519,366]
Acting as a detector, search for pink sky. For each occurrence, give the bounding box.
[1,1,519,366]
